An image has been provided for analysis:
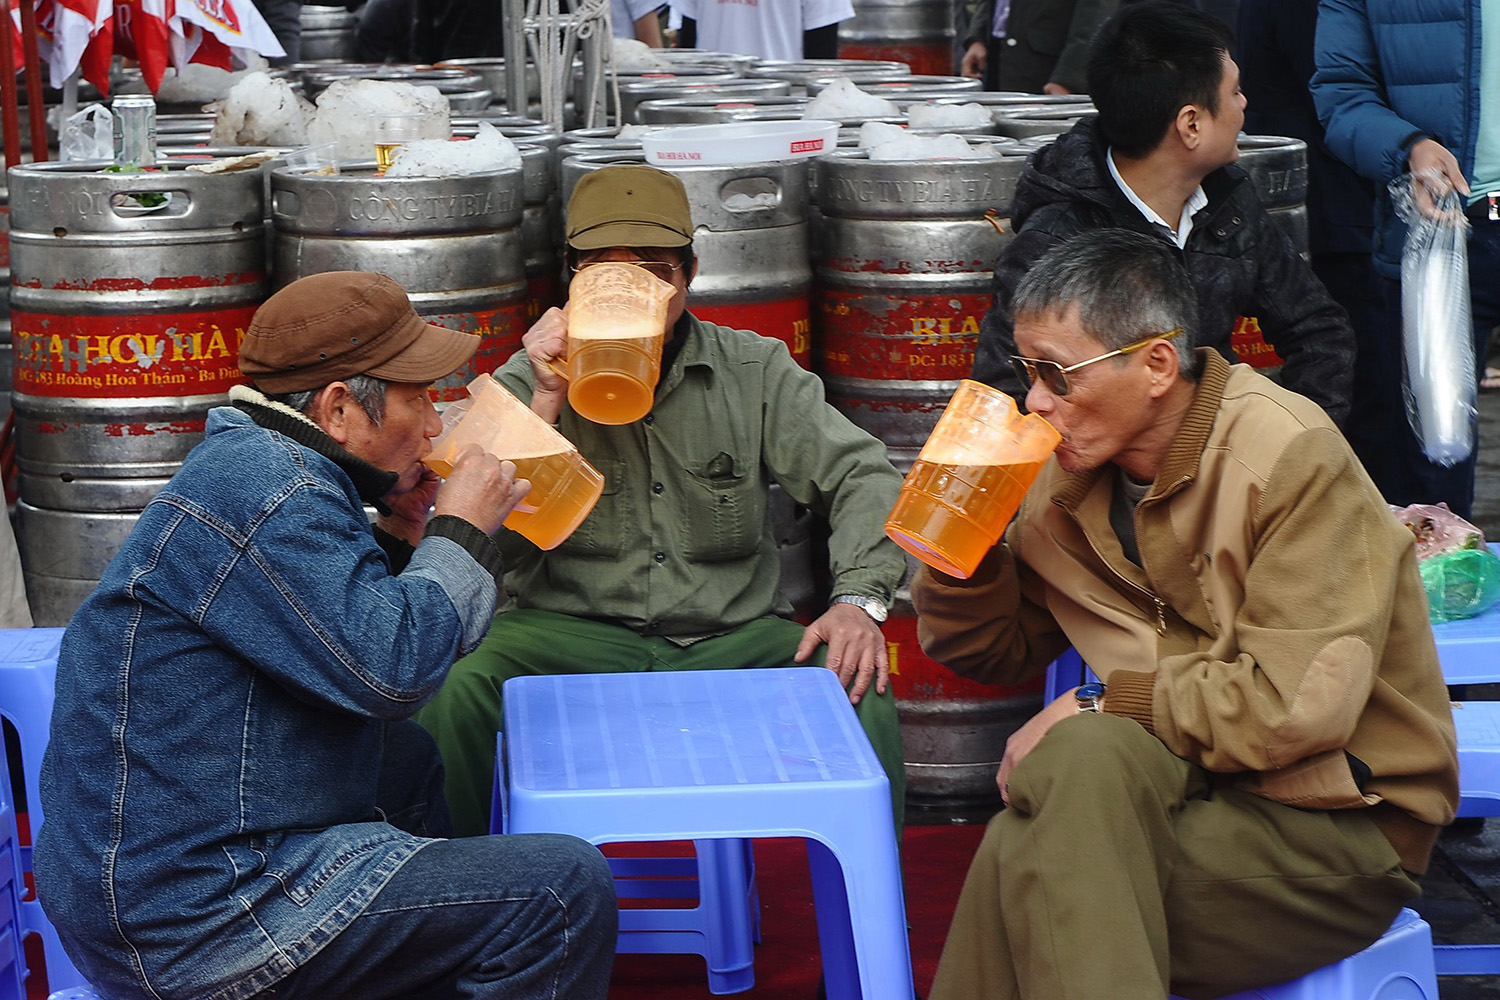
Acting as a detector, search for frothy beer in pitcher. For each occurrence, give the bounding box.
[560,263,676,425]
[424,375,605,551]
[885,380,1061,579]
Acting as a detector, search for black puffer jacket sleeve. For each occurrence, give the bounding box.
[971,223,1072,400]
[1239,203,1355,425]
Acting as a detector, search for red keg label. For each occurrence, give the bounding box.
[883,610,1043,699]
[11,306,257,398]
[818,290,988,381]
[424,303,532,402]
[1230,315,1284,369]
[837,43,953,78]
[689,296,813,370]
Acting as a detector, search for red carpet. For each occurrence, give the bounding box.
[18,822,989,999]
[608,823,989,999]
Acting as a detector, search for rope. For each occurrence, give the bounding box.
[529,0,619,132]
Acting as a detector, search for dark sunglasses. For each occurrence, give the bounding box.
[569,258,683,281]
[1010,327,1183,396]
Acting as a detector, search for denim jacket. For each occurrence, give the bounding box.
[35,401,500,1000]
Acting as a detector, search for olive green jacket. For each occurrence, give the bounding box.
[492,312,907,644]
[912,350,1458,873]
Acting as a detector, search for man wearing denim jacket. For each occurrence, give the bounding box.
[418,166,909,838]
[34,271,618,1000]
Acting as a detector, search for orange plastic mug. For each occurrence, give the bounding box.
[424,374,606,550]
[885,379,1061,579]
[549,262,676,425]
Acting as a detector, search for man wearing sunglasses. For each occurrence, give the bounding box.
[913,230,1456,1000]
[971,0,1355,426]
[418,165,909,839]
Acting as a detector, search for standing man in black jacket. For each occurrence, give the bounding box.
[958,0,1117,94]
[972,0,1355,425]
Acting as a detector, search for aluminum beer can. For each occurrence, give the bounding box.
[112,94,158,167]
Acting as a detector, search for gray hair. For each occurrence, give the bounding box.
[1011,229,1201,379]
[267,373,389,427]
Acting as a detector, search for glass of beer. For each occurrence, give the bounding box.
[549,262,676,425]
[885,379,1061,579]
[424,374,606,551]
[371,113,423,174]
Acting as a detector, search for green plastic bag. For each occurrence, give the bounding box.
[1419,547,1500,623]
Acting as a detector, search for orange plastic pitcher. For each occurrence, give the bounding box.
[885,379,1061,579]
[554,262,676,425]
[424,373,606,550]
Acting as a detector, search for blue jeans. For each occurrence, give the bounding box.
[253,722,618,1000]
[1342,216,1500,519]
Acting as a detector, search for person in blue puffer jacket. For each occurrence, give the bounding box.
[1311,0,1500,519]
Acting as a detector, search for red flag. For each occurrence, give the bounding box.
[114,0,169,91]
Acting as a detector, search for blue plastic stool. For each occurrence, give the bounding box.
[0,628,87,992]
[0,736,30,1000]
[1171,908,1437,999]
[493,741,762,994]
[1042,648,1098,703]
[501,668,914,1000]
[494,732,766,991]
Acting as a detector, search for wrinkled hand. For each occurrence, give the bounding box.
[432,446,532,536]
[1042,82,1072,96]
[996,688,1081,806]
[795,602,889,705]
[1408,139,1470,221]
[522,306,571,422]
[960,40,987,79]
[377,465,442,546]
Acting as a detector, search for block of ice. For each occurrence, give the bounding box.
[386,121,523,177]
[803,78,900,119]
[613,38,670,71]
[857,121,909,149]
[209,71,314,147]
[124,54,273,106]
[907,102,993,129]
[307,80,452,160]
[861,125,996,160]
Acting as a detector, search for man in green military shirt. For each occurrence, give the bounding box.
[419,165,909,836]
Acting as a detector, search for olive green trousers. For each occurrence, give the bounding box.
[930,713,1420,1000]
[417,609,906,838]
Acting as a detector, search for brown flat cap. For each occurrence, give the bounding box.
[240,271,479,394]
[566,165,693,250]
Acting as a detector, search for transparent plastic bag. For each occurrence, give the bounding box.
[1391,501,1484,559]
[60,104,114,162]
[1391,169,1474,466]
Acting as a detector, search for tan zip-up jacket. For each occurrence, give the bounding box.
[912,350,1458,873]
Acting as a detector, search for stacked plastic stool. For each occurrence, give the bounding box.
[499,667,914,999]
[0,628,87,992]
[1170,908,1437,999]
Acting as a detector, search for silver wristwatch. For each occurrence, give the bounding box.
[1075,682,1107,713]
[831,595,889,623]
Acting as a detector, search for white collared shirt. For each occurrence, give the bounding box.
[1106,147,1208,249]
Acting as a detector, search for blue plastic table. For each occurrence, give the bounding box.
[502,666,914,1000]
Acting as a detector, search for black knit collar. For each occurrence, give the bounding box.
[229,385,399,514]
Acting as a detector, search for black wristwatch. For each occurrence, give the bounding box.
[1075,682,1106,714]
